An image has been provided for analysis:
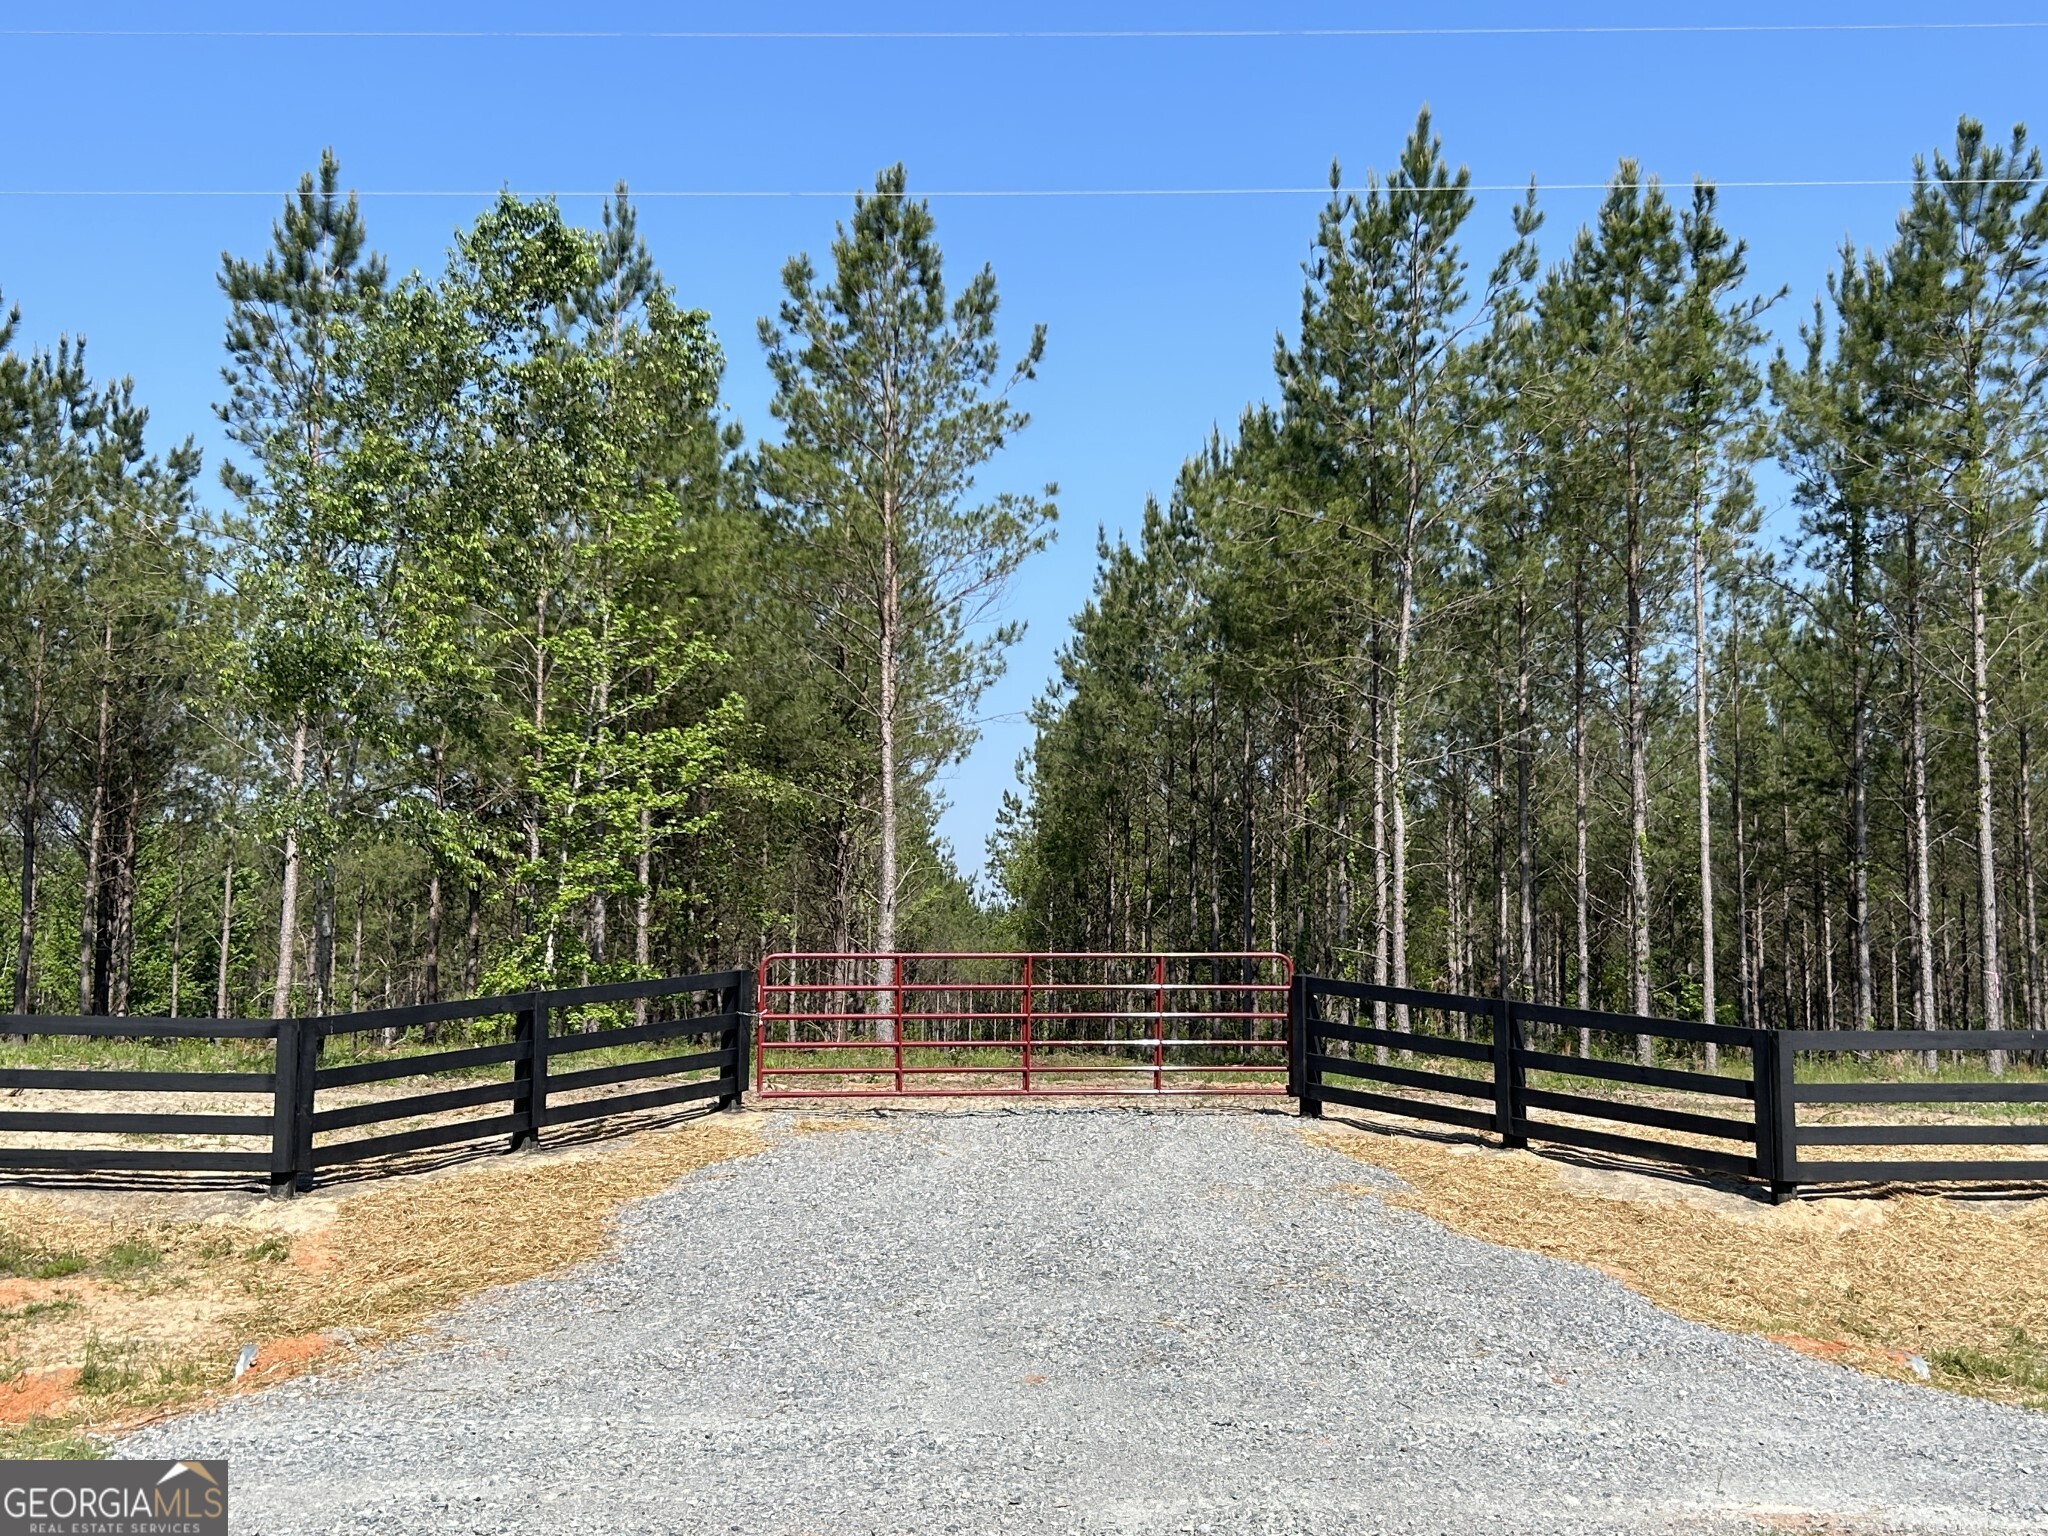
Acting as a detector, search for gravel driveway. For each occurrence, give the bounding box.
[128,1107,2048,1534]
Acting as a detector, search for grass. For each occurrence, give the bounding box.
[0,1298,78,1325]
[0,1232,164,1285]
[755,1040,1289,1089]
[95,1240,162,1280]
[1928,1329,2048,1408]
[73,1336,210,1405]
[0,1418,104,1459]
[0,1232,89,1281]
[0,1008,735,1077]
[1300,1030,2048,1137]
[0,1034,268,1074]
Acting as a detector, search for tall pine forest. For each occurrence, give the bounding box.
[998,112,2048,1042]
[2,114,2046,1045]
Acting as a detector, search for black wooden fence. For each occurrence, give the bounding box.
[0,970,753,1195]
[8,965,2043,1200]
[1289,973,2048,1198]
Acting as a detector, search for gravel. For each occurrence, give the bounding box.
[126,1106,2048,1534]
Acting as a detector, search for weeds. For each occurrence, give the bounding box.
[95,1240,162,1280]
[1929,1330,2048,1406]
[0,1232,88,1281]
[0,1298,79,1324]
[72,1337,208,1407]
[73,1336,139,1397]
[0,1418,102,1459]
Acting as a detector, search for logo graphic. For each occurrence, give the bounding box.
[0,1459,228,1535]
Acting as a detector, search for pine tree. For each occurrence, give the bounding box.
[216,149,385,1018]
[758,164,1054,1029]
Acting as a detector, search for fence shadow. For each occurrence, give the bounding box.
[1314,1106,1778,1204]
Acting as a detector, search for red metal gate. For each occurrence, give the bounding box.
[754,951,1293,1098]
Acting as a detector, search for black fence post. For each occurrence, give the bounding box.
[1290,973,1322,1118]
[1493,997,1526,1149]
[510,998,548,1152]
[719,972,752,1109]
[289,1019,318,1193]
[1756,1028,1800,1204]
[269,1019,304,1199]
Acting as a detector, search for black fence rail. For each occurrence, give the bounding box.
[0,970,754,1195]
[1290,974,2048,1199]
[1511,1000,1765,1182]
[0,1015,280,1179]
[1780,1029,2048,1186]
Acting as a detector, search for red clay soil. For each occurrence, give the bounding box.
[0,1368,78,1424]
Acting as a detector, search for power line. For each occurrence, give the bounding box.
[5,21,2047,40]
[0,179,2038,201]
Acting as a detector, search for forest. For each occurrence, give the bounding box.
[0,110,2044,1041]
[0,157,1037,1020]
[998,111,2048,1040]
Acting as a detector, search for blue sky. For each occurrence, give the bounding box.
[2,3,2043,881]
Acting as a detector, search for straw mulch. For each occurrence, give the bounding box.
[244,1118,765,1341]
[0,1117,763,1446]
[1305,1115,2048,1410]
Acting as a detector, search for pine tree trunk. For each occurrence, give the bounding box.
[1843,519,1875,1032]
[111,782,140,1016]
[424,870,442,1005]
[1904,518,1939,1056]
[464,880,481,997]
[271,715,310,1020]
[874,483,900,1041]
[1692,522,1716,1063]
[1238,716,1254,957]
[312,866,335,1018]
[1970,560,2006,1072]
[1515,591,1534,1000]
[2019,705,2043,1033]
[348,884,364,1012]
[1781,798,1796,1029]
[1491,691,1509,1000]
[79,648,112,1016]
[1821,882,1837,1030]
[215,849,235,1019]
[1390,542,1414,1019]
[1625,440,1654,1060]
[1573,556,1592,1052]
[1730,598,1754,1026]
[1370,663,1389,1006]
[635,802,654,1026]
[12,629,46,1015]
[1444,781,1463,992]
[830,814,854,1039]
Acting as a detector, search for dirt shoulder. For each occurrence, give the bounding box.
[0,1111,764,1456]
[1307,1111,2048,1412]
